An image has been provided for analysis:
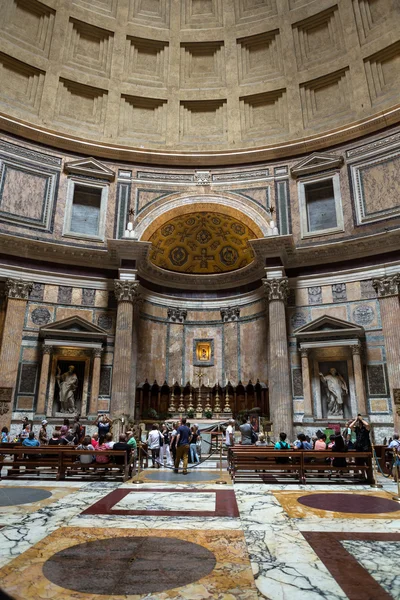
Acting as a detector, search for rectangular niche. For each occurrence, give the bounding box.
[181,0,223,29]
[18,363,38,395]
[350,149,400,224]
[300,68,352,128]
[64,18,114,78]
[128,0,170,29]
[353,0,393,45]
[0,52,44,114]
[367,364,388,396]
[179,99,227,144]
[55,78,108,132]
[237,30,283,85]
[0,158,58,231]
[234,0,277,25]
[0,0,55,58]
[119,95,167,143]
[292,6,345,70]
[239,89,288,141]
[124,36,169,88]
[180,41,225,88]
[364,41,400,104]
[72,0,118,18]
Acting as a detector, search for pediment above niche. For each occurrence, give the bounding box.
[39,316,108,342]
[290,152,343,178]
[64,157,115,181]
[294,315,364,341]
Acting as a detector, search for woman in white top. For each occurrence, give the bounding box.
[147,424,161,468]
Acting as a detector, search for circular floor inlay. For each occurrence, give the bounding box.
[297,493,400,514]
[145,470,218,483]
[0,487,52,506]
[43,536,217,595]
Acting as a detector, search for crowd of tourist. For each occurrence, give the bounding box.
[146,419,202,473]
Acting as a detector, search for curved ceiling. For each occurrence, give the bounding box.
[0,0,399,164]
[148,211,257,274]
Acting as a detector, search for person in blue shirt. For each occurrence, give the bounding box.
[293,433,312,450]
[22,431,40,448]
[174,418,191,474]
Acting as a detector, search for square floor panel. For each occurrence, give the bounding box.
[0,527,258,600]
[82,487,239,517]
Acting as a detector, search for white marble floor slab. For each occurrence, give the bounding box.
[113,491,216,512]
[342,540,400,599]
[71,514,242,530]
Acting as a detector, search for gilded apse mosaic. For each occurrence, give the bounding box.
[148,211,256,274]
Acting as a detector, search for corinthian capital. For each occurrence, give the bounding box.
[372,274,400,298]
[167,308,187,323]
[114,280,141,303]
[5,278,33,300]
[262,277,289,304]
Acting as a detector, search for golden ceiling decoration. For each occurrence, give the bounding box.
[148,211,257,274]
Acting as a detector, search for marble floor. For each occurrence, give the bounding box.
[0,466,399,600]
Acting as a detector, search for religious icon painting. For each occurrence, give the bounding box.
[193,339,214,366]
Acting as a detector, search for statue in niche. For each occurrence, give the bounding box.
[319,367,348,417]
[57,365,78,413]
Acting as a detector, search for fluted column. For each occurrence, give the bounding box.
[89,348,103,416]
[263,277,292,439]
[301,348,313,420]
[373,274,400,432]
[111,280,141,418]
[36,345,53,415]
[0,279,33,430]
[351,344,367,416]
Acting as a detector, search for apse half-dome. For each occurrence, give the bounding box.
[148,211,257,274]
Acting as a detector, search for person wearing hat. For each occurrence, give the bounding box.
[39,420,49,445]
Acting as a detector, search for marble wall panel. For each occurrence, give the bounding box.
[369,398,389,412]
[239,317,268,383]
[57,286,72,304]
[295,288,309,307]
[71,288,82,306]
[143,303,166,319]
[168,322,184,383]
[184,325,223,384]
[188,310,221,322]
[16,396,34,410]
[240,300,264,318]
[43,285,58,304]
[311,305,347,321]
[55,307,93,323]
[22,347,40,362]
[350,301,379,328]
[347,281,361,301]
[366,347,383,362]
[321,285,333,304]
[224,321,239,383]
[29,283,44,302]
[102,352,114,366]
[95,290,109,308]
[137,318,167,383]
[96,311,115,334]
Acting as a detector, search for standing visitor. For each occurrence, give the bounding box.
[39,420,49,445]
[159,423,172,466]
[239,416,252,445]
[174,418,191,474]
[225,419,235,447]
[147,424,161,468]
[189,425,200,464]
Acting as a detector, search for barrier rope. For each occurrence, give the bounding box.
[373,448,393,479]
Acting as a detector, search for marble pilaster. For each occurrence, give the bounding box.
[111,280,141,419]
[300,348,313,419]
[373,274,400,432]
[263,277,292,439]
[351,345,367,416]
[36,345,53,415]
[89,348,103,416]
[0,279,33,429]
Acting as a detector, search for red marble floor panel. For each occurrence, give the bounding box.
[302,532,400,600]
[298,493,400,514]
[81,488,239,518]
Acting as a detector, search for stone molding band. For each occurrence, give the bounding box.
[262,278,290,304]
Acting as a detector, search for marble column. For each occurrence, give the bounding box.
[373,274,400,432]
[111,280,141,419]
[0,279,33,430]
[301,348,313,420]
[351,344,367,416]
[36,345,53,416]
[89,348,103,416]
[263,277,293,439]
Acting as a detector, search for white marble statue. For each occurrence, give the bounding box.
[56,365,78,413]
[319,367,348,416]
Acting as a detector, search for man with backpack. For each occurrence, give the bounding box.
[274,432,291,464]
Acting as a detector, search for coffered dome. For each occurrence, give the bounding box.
[0,0,399,164]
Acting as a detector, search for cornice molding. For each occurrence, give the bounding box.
[1,106,400,167]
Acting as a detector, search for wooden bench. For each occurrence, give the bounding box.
[229,447,373,484]
[0,447,131,482]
